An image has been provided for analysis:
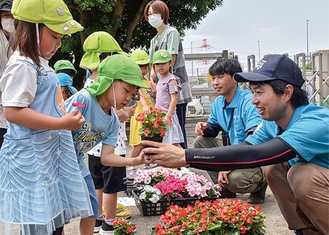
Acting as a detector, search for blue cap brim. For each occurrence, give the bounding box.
[68,86,78,95]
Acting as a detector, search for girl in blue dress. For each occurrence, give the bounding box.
[0,0,93,234]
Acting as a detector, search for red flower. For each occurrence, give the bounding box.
[136,108,167,138]
[153,123,159,128]
[144,129,151,136]
[113,218,136,235]
[153,199,266,235]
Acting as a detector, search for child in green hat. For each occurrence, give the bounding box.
[129,49,155,158]
[0,0,90,234]
[54,59,77,78]
[78,31,136,233]
[65,54,149,234]
[152,49,184,147]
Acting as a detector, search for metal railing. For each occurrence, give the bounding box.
[234,51,329,107]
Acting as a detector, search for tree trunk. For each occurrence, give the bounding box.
[122,0,149,51]
[111,0,126,37]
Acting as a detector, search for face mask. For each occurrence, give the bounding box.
[148,14,163,29]
[1,18,15,34]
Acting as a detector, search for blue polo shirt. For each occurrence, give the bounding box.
[246,103,329,168]
[208,86,262,145]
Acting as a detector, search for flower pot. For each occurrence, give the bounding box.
[132,190,217,216]
[141,135,163,143]
[141,135,163,153]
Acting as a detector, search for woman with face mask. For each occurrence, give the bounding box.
[0,0,13,75]
[0,0,13,148]
[144,0,193,149]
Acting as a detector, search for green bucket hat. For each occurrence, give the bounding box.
[54,60,77,73]
[80,31,127,70]
[153,49,172,64]
[130,49,150,65]
[11,0,83,35]
[86,54,149,96]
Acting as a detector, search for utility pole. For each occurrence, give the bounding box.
[306,19,310,63]
[257,41,261,62]
[191,41,194,76]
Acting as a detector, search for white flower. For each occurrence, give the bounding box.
[139,192,147,200]
[149,194,160,203]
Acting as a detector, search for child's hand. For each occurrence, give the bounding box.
[142,105,150,114]
[150,71,157,84]
[116,110,128,122]
[165,115,172,126]
[150,87,156,97]
[125,103,137,117]
[135,150,153,165]
[62,109,85,130]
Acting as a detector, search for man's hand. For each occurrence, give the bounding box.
[218,171,232,187]
[141,140,187,168]
[195,122,208,136]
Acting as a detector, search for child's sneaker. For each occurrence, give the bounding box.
[94,219,103,233]
[116,208,132,219]
[116,203,125,212]
[102,203,125,214]
[99,221,114,235]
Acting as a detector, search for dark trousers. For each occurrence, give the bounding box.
[0,127,7,148]
[176,103,188,149]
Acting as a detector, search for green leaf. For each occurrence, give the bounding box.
[52,0,224,89]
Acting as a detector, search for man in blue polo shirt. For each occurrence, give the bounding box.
[193,58,266,204]
[143,54,329,235]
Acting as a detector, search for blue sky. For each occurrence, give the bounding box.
[181,0,329,72]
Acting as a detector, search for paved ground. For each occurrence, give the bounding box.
[63,132,296,235]
[61,167,295,235]
[8,134,296,234]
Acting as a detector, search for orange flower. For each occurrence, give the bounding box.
[153,199,266,235]
[113,218,136,235]
[137,107,167,138]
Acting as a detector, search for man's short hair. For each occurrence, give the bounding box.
[209,58,242,77]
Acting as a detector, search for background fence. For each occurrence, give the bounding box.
[184,50,329,142]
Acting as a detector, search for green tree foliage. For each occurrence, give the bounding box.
[51,0,223,88]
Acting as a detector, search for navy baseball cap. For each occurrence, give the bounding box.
[234,54,305,87]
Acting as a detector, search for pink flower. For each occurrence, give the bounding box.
[72,102,85,108]
[134,167,222,202]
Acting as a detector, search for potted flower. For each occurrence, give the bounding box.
[113,218,137,235]
[132,167,221,216]
[135,107,167,142]
[152,199,266,235]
